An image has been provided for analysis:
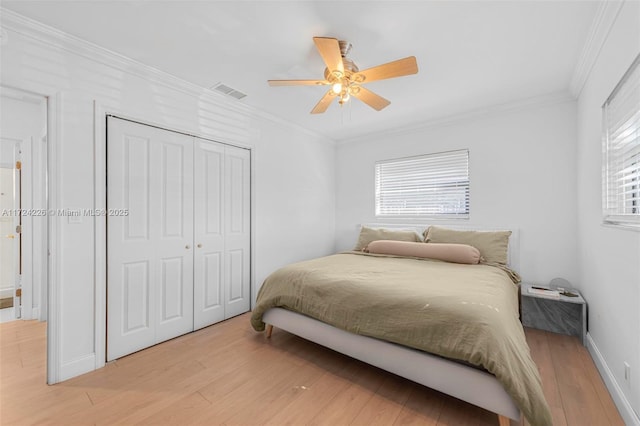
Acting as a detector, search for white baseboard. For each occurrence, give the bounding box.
[0,307,16,323]
[59,354,96,382]
[586,333,640,425]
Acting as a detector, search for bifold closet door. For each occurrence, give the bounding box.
[223,145,251,318]
[193,140,250,329]
[193,140,225,329]
[107,117,194,361]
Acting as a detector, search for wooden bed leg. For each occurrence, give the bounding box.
[497,415,510,426]
[266,324,273,338]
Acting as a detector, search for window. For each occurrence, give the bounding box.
[375,149,469,218]
[603,53,640,227]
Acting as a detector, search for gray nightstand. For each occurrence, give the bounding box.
[520,283,587,345]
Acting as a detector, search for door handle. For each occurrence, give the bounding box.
[5,234,15,239]
[197,244,202,248]
[185,245,191,249]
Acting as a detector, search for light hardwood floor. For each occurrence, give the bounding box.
[0,313,624,425]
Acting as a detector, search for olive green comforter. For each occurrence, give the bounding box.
[250,252,552,426]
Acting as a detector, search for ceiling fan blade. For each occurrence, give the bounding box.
[313,37,344,74]
[351,86,391,111]
[311,90,336,114]
[355,56,418,83]
[268,79,328,86]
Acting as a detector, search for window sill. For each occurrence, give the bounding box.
[601,221,640,232]
[374,216,470,221]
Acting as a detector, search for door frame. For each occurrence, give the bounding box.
[46,91,61,384]
[1,85,58,383]
[94,100,255,369]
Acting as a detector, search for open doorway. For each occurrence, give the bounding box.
[0,88,47,324]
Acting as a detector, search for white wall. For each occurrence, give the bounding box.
[336,99,578,285]
[254,118,336,288]
[576,1,640,422]
[0,11,336,381]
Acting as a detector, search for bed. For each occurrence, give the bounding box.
[250,226,552,426]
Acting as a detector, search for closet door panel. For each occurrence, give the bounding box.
[154,135,194,343]
[160,143,187,238]
[224,146,251,318]
[227,249,245,302]
[122,261,151,333]
[108,118,193,360]
[107,119,156,360]
[193,139,225,329]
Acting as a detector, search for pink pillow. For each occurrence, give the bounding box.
[366,240,481,264]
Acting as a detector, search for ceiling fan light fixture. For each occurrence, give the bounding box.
[268,36,418,114]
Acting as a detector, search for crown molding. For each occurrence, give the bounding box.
[569,0,625,98]
[251,108,337,145]
[0,8,253,115]
[339,91,575,145]
[0,8,334,145]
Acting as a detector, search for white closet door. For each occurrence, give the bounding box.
[224,145,251,318]
[107,118,194,361]
[154,128,194,344]
[193,139,225,330]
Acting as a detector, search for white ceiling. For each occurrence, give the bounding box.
[2,0,599,141]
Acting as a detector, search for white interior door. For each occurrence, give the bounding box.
[0,91,45,322]
[1,139,32,320]
[0,164,18,314]
[193,139,225,330]
[16,141,34,320]
[224,145,251,318]
[12,159,21,316]
[107,117,194,360]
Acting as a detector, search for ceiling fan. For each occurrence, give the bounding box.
[268,37,418,114]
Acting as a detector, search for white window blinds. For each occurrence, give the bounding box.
[603,54,640,226]
[375,149,469,218]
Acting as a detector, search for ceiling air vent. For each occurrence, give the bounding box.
[211,83,247,100]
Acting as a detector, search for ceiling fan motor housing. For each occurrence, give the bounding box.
[338,40,352,57]
[324,40,359,82]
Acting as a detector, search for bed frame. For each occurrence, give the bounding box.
[261,225,523,425]
[263,308,518,425]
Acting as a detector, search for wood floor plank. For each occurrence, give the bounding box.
[143,349,310,424]
[309,362,388,425]
[0,314,625,426]
[264,359,362,425]
[225,341,354,425]
[133,332,335,425]
[349,374,413,425]
[434,395,496,426]
[523,327,568,426]
[64,358,210,425]
[132,391,212,426]
[571,335,625,425]
[392,383,443,425]
[546,331,612,425]
[73,335,284,424]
